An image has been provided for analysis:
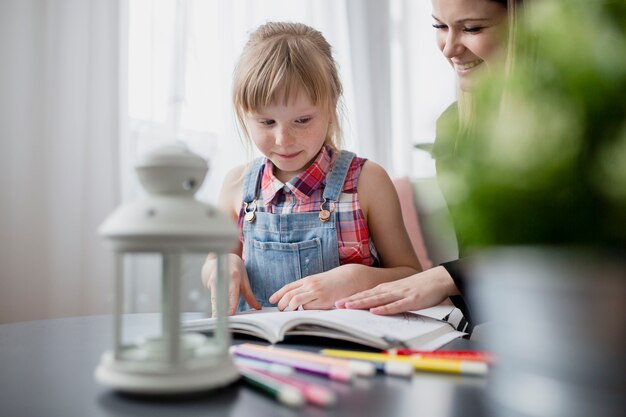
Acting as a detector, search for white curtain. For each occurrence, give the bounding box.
[341,0,456,177]
[345,0,393,170]
[0,0,121,323]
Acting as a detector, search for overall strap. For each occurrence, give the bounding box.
[242,157,266,203]
[322,150,356,202]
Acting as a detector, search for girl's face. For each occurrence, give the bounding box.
[431,0,508,91]
[245,91,330,183]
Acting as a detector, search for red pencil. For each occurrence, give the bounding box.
[385,349,495,363]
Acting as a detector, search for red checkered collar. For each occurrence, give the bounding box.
[260,144,335,205]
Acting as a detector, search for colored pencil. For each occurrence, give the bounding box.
[239,366,304,407]
[234,356,295,376]
[385,349,494,363]
[237,343,375,377]
[321,349,489,376]
[249,367,337,407]
[231,345,353,382]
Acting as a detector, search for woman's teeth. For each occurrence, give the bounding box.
[456,59,484,70]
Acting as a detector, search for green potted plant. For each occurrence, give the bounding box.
[442,1,626,416]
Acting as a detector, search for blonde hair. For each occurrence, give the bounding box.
[458,0,524,129]
[233,22,343,151]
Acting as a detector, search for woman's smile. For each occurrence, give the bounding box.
[453,58,484,74]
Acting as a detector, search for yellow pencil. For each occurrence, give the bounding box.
[320,349,488,376]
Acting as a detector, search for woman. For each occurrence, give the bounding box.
[335,0,523,333]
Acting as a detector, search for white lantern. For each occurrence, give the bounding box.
[95,144,239,394]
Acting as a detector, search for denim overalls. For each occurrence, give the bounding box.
[237,150,356,311]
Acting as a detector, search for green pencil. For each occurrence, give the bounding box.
[239,367,305,407]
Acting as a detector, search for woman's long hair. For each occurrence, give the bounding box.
[458,0,524,130]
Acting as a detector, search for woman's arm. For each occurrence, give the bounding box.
[334,265,459,313]
[336,260,477,333]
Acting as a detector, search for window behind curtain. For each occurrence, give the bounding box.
[128,0,223,206]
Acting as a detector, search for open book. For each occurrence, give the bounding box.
[184,306,466,351]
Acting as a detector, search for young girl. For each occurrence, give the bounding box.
[336,0,524,333]
[202,21,421,316]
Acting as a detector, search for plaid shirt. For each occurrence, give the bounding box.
[238,145,379,266]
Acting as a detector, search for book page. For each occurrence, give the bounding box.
[184,307,465,350]
[252,308,465,349]
[228,307,303,341]
[184,307,300,343]
[287,309,457,347]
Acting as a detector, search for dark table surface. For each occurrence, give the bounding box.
[0,314,487,417]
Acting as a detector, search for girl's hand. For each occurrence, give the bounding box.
[201,253,261,316]
[334,266,459,315]
[269,264,368,311]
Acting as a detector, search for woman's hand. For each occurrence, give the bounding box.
[201,253,261,316]
[334,266,459,315]
[269,264,368,311]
